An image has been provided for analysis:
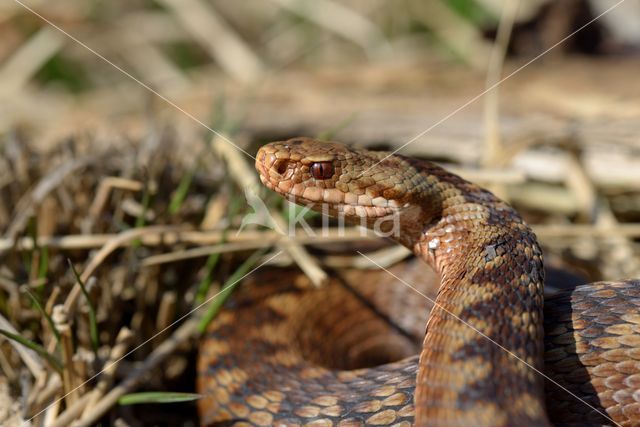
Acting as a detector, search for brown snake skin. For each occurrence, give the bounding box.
[197,138,640,426]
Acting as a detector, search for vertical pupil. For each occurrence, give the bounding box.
[311,162,333,179]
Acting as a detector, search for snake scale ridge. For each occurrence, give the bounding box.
[197,138,640,426]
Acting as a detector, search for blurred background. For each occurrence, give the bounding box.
[1,0,639,145]
[1,1,640,426]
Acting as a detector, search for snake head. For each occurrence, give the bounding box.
[255,138,418,222]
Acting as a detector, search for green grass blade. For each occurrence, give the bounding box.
[135,180,152,229]
[315,112,358,141]
[133,178,153,248]
[193,190,245,306]
[22,217,38,282]
[0,328,63,372]
[118,392,201,405]
[36,245,50,297]
[197,247,268,333]
[38,246,49,280]
[23,288,60,343]
[169,166,196,215]
[67,260,99,354]
[444,0,497,26]
[194,251,222,306]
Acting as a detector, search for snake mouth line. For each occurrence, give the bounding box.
[258,174,401,211]
[259,184,400,224]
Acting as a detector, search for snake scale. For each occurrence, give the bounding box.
[197,138,640,426]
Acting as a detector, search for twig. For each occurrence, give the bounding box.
[0,227,372,253]
[140,240,279,267]
[324,245,412,269]
[3,222,640,262]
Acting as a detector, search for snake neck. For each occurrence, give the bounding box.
[399,170,549,427]
[255,141,550,426]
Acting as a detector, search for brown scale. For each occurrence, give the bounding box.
[198,138,640,426]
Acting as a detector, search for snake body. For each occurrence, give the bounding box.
[197,138,640,426]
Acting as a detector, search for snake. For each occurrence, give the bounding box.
[197,138,640,426]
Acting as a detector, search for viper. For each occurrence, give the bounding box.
[197,138,640,426]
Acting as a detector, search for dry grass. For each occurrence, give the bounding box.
[1,114,638,426]
[1,1,639,426]
[0,129,225,425]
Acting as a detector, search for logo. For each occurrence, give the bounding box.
[238,187,402,239]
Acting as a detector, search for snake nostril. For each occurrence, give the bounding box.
[274,159,289,175]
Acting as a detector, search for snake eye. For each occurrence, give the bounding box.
[310,162,334,180]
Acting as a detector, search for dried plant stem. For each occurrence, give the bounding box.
[27,375,61,422]
[156,291,177,331]
[52,306,80,407]
[483,0,520,199]
[6,156,97,240]
[84,177,144,233]
[48,328,134,427]
[70,319,199,427]
[4,223,640,263]
[61,226,186,320]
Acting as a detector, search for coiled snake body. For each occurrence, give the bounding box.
[197,138,640,426]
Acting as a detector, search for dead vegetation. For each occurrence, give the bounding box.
[1,1,639,426]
